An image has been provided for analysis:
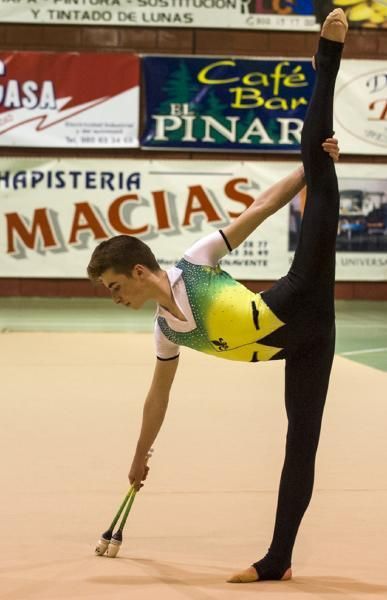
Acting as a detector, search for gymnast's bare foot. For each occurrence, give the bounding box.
[227,566,292,583]
[321,8,348,43]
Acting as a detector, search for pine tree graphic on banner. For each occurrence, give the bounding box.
[203,90,230,144]
[159,61,200,142]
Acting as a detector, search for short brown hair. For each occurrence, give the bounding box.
[87,235,160,282]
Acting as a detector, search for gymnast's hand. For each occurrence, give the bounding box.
[322,137,340,162]
[129,451,151,491]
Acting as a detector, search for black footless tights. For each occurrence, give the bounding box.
[255,37,344,580]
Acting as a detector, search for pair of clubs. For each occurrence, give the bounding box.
[95,449,153,558]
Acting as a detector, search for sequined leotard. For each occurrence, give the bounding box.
[157,257,284,363]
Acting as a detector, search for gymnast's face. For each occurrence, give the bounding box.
[101,266,151,309]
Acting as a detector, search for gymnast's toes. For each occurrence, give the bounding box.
[321,8,348,43]
[227,567,259,583]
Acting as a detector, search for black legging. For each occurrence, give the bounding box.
[255,37,344,580]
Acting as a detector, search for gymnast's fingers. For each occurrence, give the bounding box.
[322,142,340,161]
[322,141,338,151]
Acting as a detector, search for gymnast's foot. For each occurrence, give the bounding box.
[321,8,348,43]
[312,9,347,69]
[227,566,292,583]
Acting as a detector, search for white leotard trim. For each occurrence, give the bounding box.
[154,230,230,359]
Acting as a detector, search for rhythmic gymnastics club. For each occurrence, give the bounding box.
[94,448,154,557]
[106,486,137,557]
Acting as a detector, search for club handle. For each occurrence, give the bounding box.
[116,448,154,533]
[118,487,137,532]
[109,484,135,531]
[110,448,154,534]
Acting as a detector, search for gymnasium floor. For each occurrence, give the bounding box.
[1,299,386,600]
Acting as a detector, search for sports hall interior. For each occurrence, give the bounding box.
[1,7,386,600]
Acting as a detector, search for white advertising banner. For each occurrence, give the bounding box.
[0,158,386,280]
[0,52,140,148]
[335,61,387,155]
[0,0,320,31]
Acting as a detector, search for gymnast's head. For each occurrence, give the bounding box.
[87,235,161,309]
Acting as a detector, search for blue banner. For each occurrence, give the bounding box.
[141,55,316,152]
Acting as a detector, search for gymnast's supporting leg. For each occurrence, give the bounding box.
[251,328,335,580]
[228,9,347,584]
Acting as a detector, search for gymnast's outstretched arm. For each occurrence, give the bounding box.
[222,137,339,252]
[222,166,305,251]
[129,356,179,490]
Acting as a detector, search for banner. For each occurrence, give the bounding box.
[0,52,140,148]
[0,1,385,30]
[289,169,387,272]
[0,0,321,31]
[334,0,387,29]
[334,60,387,156]
[142,56,315,152]
[142,56,387,155]
[0,158,386,281]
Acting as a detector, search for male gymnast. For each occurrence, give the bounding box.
[88,8,347,583]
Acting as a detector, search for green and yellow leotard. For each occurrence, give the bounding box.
[156,247,285,363]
